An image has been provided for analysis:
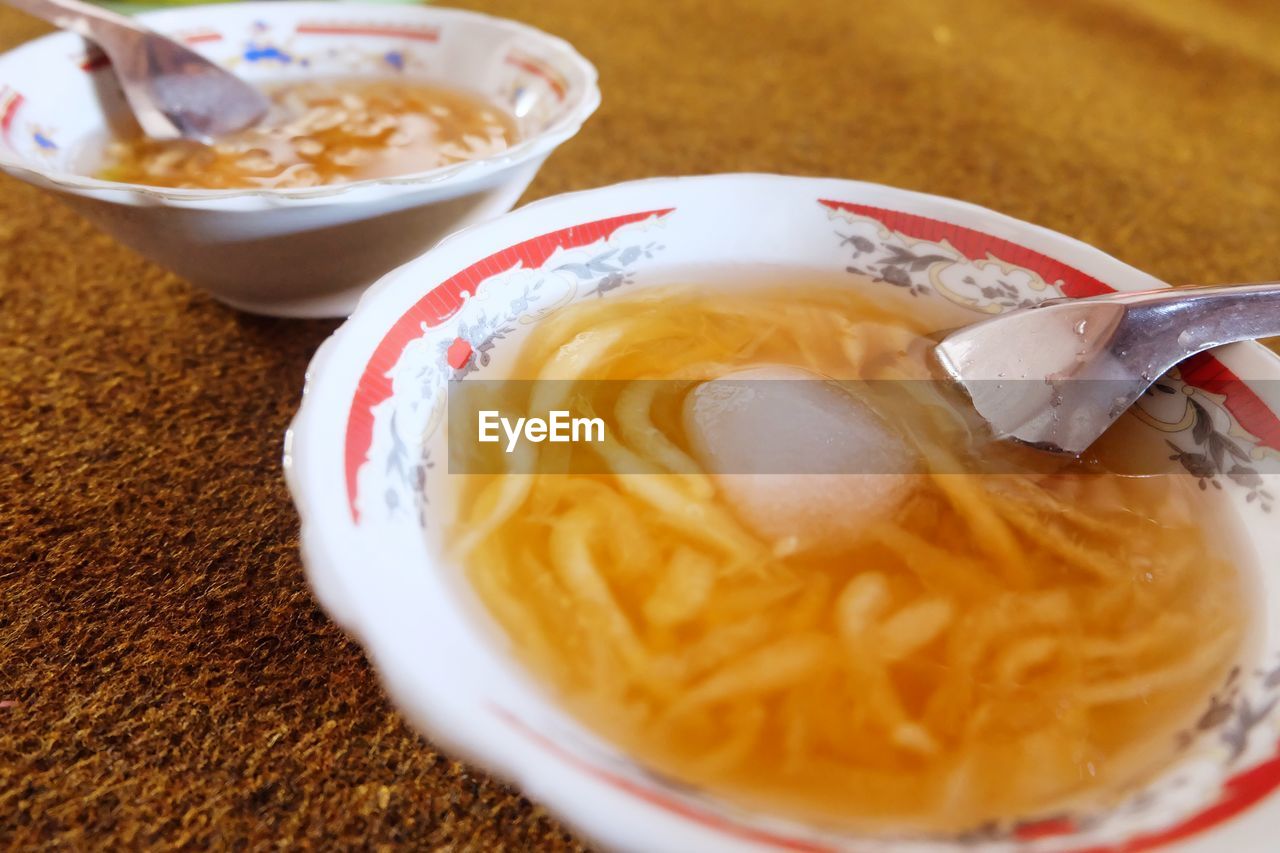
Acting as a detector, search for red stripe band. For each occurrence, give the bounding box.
[296,24,440,42]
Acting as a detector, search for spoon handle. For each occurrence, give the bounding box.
[3,0,139,47]
[1048,281,1280,365]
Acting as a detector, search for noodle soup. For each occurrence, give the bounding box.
[94,79,519,190]
[453,279,1250,833]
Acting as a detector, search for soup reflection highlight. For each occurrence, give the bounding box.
[96,79,519,189]
[453,281,1247,832]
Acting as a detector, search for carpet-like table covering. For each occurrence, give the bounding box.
[3,0,1279,848]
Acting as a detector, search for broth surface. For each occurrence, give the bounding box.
[454,281,1248,833]
[95,78,519,189]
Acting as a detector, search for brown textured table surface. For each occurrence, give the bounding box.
[2,0,1279,848]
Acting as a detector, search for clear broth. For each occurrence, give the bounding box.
[94,78,519,189]
[453,279,1250,833]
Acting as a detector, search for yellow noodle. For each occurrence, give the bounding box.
[642,547,717,628]
[879,598,955,659]
[673,633,834,711]
[614,380,714,489]
[590,439,768,564]
[928,471,1028,578]
[547,509,649,674]
[866,522,1004,601]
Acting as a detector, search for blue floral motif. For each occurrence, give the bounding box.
[383,51,405,71]
[243,42,291,64]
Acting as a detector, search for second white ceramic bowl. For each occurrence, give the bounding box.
[286,174,1280,852]
[0,2,599,316]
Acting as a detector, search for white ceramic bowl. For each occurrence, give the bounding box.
[285,175,1280,851]
[0,2,598,317]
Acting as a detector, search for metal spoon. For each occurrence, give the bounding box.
[934,282,1280,454]
[4,0,268,140]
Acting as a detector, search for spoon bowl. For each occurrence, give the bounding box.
[934,282,1280,453]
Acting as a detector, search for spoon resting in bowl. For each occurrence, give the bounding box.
[3,0,268,141]
[933,281,1280,454]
